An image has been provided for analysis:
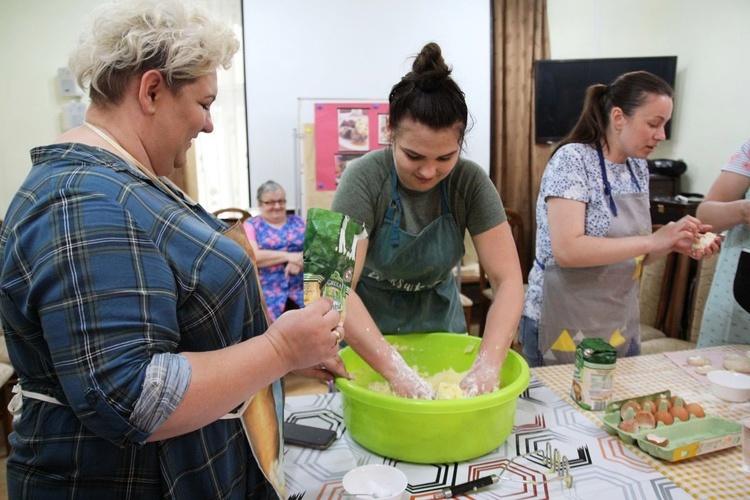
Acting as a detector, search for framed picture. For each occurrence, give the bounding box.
[333,152,365,185]
[378,114,390,145]
[337,108,369,152]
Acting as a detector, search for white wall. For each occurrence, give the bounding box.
[2,0,748,219]
[0,0,244,220]
[0,0,101,220]
[547,0,750,195]
[243,0,491,209]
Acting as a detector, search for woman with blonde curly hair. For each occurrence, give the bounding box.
[0,0,345,497]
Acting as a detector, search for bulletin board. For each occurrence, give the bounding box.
[297,99,389,214]
[313,102,390,191]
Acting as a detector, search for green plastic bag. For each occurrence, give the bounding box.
[303,208,365,321]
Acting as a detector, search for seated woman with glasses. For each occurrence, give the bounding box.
[244,180,305,322]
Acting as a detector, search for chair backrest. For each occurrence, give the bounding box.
[478,207,526,293]
[686,252,720,343]
[639,224,721,341]
[213,208,252,224]
[504,208,526,277]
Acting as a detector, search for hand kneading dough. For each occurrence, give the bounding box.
[368,368,488,399]
[692,232,717,251]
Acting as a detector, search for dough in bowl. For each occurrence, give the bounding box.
[369,368,485,399]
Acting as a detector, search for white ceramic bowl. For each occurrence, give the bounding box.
[342,464,407,500]
[707,370,750,403]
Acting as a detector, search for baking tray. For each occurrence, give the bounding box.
[601,390,742,462]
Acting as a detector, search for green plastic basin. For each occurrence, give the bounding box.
[335,333,530,464]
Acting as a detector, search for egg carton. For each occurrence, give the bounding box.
[601,390,742,462]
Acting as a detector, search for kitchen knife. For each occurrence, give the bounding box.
[433,475,499,498]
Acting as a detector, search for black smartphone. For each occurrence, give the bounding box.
[283,421,337,450]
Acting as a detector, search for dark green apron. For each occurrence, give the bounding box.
[357,165,465,333]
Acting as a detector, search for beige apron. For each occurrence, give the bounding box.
[538,147,651,365]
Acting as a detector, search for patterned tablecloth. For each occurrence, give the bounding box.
[531,344,750,500]
[282,345,749,500]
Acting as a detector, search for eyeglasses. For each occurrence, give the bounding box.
[259,199,286,206]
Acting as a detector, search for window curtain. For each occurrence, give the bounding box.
[490,0,551,280]
[168,0,249,212]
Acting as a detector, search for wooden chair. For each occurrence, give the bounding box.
[477,208,525,336]
[640,250,720,354]
[460,293,473,332]
[212,207,252,224]
[0,324,16,456]
[639,223,719,353]
[453,265,474,332]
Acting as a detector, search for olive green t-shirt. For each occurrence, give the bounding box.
[331,148,506,243]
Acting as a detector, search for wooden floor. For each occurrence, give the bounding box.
[0,437,6,500]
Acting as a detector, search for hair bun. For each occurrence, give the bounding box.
[412,42,451,93]
[415,73,444,93]
[387,41,469,141]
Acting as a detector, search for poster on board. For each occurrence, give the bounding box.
[314,102,389,191]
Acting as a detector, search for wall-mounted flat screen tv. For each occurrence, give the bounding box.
[534,56,677,144]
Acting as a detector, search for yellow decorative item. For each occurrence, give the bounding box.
[632,254,645,280]
[609,328,626,347]
[551,330,577,352]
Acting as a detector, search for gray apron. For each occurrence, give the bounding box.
[357,165,465,333]
[538,143,651,364]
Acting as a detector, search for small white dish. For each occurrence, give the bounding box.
[707,370,750,403]
[342,464,407,500]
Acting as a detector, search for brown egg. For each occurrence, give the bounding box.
[634,410,656,429]
[654,409,674,426]
[618,419,640,433]
[620,401,641,420]
[686,402,705,418]
[670,405,690,422]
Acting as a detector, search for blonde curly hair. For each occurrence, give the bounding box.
[69,0,239,106]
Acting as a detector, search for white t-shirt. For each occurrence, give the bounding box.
[722,138,750,177]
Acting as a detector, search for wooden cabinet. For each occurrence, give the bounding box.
[649,173,681,198]
[648,196,702,340]
[650,196,699,226]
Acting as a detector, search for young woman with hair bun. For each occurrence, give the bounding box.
[332,42,524,398]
